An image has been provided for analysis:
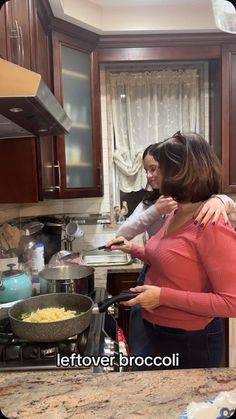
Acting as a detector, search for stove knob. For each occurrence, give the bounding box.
[104,338,114,353]
[107,304,116,316]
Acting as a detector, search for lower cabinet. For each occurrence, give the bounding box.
[107,270,140,344]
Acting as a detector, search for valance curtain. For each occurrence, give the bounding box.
[109,69,201,193]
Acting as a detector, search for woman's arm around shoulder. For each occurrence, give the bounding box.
[116,201,162,240]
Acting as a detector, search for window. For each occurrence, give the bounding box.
[105,61,209,216]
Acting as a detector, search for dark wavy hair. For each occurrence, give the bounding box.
[153,131,221,203]
[142,143,161,206]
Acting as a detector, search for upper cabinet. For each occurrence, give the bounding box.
[0,0,32,69]
[222,44,236,193]
[51,30,103,198]
[32,0,57,199]
[0,0,53,203]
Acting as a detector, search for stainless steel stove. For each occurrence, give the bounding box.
[0,288,119,373]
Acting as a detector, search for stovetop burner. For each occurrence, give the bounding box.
[0,288,119,372]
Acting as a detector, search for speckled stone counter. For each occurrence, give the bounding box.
[1,368,236,418]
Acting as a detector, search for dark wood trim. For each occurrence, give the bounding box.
[90,48,103,197]
[51,17,99,49]
[222,45,236,192]
[35,136,43,201]
[209,60,221,164]
[97,45,221,63]
[35,0,54,31]
[97,32,236,48]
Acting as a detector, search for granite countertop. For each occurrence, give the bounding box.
[1,368,236,418]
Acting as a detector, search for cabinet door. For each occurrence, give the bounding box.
[52,32,103,198]
[0,5,7,60]
[33,0,57,198]
[0,138,39,203]
[222,45,236,193]
[107,271,140,344]
[4,0,32,69]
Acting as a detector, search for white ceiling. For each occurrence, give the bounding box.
[89,0,207,6]
[49,0,219,34]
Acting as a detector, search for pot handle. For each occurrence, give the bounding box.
[97,292,141,313]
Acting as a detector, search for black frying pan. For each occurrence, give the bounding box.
[8,292,140,342]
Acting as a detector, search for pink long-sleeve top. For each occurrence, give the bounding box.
[130,211,236,331]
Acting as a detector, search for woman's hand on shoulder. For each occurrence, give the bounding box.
[120,284,161,311]
[154,195,177,216]
[193,197,229,226]
[105,236,132,254]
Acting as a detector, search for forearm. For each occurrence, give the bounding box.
[160,287,236,317]
[116,205,160,240]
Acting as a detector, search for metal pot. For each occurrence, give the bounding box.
[8,292,139,342]
[0,264,32,303]
[39,265,94,295]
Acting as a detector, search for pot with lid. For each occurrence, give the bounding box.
[39,265,94,295]
[0,264,32,303]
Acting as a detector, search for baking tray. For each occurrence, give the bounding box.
[83,250,132,266]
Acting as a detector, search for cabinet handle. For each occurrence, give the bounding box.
[44,187,55,192]
[98,162,103,187]
[43,163,60,193]
[54,161,61,192]
[9,20,21,65]
[18,25,24,67]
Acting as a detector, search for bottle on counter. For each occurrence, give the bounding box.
[31,243,45,295]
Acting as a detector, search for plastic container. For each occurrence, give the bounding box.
[31,243,45,295]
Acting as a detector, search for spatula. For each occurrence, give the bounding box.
[85,240,125,252]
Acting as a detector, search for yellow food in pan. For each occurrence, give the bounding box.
[20,307,77,322]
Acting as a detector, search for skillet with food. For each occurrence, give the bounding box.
[8,292,139,342]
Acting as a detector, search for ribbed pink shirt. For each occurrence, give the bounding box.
[130,211,236,331]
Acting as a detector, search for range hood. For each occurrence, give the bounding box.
[0,59,72,139]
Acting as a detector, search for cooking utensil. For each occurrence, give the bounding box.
[8,291,140,342]
[85,240,125,253]
[0,264,32,303]
[39,265,94,295]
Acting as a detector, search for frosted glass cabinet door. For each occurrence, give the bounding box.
[61,46,93,188]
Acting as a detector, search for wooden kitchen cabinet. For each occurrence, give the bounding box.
[0,138,39,203]
[107,271,140,344]
[32,0,57,199]
[0,0,33,69]
[222,44,236,193]
[51,29,103,198]
[0,0,56,202]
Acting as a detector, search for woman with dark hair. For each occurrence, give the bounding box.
[108,132,236,370]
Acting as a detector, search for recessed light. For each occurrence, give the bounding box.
[38,128,48,133]
[9,107,23,113]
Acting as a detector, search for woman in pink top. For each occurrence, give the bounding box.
[108,132,236,370]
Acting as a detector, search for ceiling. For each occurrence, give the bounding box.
[49,0,219,34]
[89,0,206,6]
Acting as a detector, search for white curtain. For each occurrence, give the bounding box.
[109,68,201,193]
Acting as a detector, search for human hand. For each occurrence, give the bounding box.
[121,284,161,311]
[193,197,229,226]
[154,195,177,216]
[105,236,132,254]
